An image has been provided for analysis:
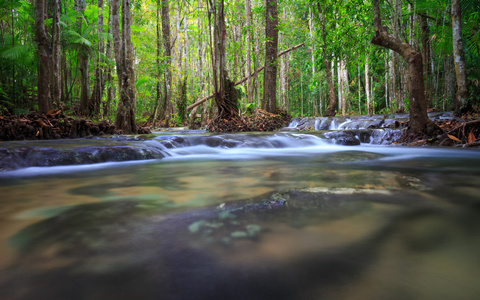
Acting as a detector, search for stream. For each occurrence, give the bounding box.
[1,122,480,299]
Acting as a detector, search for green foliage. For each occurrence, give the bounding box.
[0,0,478,123]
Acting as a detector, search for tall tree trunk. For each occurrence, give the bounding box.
[317,2,336,116]
[104,0,114,118]
[35,0,52,113]
[90,0,105,117]
[208,0,238,120]
[114,0,137,133]
[161,0,172,122]
[372,0,435,137]
[245,0,253,103]
[365,56,372,115]
[111,0,122,88]
[338,59,348,116]
[76,0,89,115]
[420,15,431,107]
[452,0,469,116]
[263,0,278,113]
[152,0,161,128]
[52,0,61,108]
[444,55,456,110]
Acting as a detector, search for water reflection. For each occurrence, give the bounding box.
[0,137,480,299]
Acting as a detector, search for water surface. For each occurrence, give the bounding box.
[1,132,479,299]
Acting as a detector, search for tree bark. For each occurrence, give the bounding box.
[317,2,336,116]
[209,0,238,120]
[245,0,253,104]
[104,0,114,118]
[187,43,304,111]
[152,0,161,128]
[90,0,105,117]
[52,0,61,108]
[76,0,90,115]
[372,0,434,136]
[452,0,469,116]
[365,56,372,115]
[111,0,122,89]
[34,0,51,113]
[114,0,137,133]
[161,0,172,121]
[263,0,278,113]
[420,15,431,107]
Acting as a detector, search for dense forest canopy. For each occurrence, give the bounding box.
[0,0,479,128]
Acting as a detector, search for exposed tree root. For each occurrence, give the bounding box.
[403,116,480,147]
[206,109,291,133]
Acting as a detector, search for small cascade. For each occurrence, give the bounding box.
[329,120,337,130]
[288,120,299,128]
[337,119,352,130]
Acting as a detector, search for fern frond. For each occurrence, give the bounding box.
[0,44,34,60]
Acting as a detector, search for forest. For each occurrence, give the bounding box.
[0,0,479,136]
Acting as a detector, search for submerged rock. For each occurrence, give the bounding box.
[0,146,164,171]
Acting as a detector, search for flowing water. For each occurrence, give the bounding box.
[1,131,480,300]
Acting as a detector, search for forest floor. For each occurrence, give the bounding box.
[0,110,150,141]
[1,109,479,148]
[404,111,480,147]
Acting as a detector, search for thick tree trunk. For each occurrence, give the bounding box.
[371,0,434,136]
[114,0,137,133]
[34,0,51,113]
[452,0,469,116]
[317,2,336,117]
[263,0,278,113]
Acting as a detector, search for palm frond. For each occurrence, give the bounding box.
[62,30,93,48]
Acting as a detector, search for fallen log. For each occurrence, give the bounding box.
[187,43,305,111]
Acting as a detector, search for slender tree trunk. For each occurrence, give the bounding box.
[372,0,435,136]
[420,15,431,107]
[114,0,137,133]
[245,0,253,103]
[52,0,61,108]
[90,0,105,117]
[263,0,278,113]
[104,0,114,118]
[35,0,52,113]
[365,56,372,115]
[444,55,456,110]
[152,0,161,128]
[452,0,469,115]
[111,0,122,88]
[161,0,172,122]
[317,2,336,116]
[76,0,89,115]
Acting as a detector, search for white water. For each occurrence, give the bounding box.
[2,132,479,177]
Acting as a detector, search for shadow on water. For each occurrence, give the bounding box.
[1,132,480,299]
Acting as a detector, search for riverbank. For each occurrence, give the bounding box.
[0,110,150,141]
[1,110,479,147]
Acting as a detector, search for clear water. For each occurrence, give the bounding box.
[1,132,480,299]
